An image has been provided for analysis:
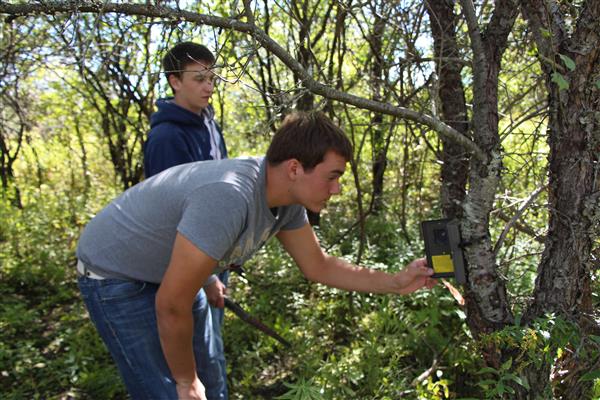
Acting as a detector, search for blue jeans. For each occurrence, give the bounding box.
[78,275,227,400]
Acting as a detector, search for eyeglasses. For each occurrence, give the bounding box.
[164,69,220,85]
[187,71,220,85]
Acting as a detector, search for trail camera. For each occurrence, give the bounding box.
[421,219,466,284]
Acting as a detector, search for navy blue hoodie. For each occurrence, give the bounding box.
[144,99,228,178]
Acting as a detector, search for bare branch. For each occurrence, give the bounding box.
[493,184,548,254]
[494,209,545,242]
[0,0,486,161]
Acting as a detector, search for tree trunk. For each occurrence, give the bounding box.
[292,0,319,225]
[369,11,386,214]
[521,0,600,396]
[458,2,531,397]
[426,0,470,220]
[459,0,519,339]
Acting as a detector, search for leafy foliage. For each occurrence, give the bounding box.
[1,2,599,399]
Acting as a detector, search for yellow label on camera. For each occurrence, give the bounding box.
[432,254,454,273]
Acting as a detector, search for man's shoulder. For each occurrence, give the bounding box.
[145,124,188,153]
[229,157,264,176]
[176,159,262,209]
[148,121,185,137]
[185,158,263,189]
[209,157,263,179]
[174,157,262,177]
[150,99,204,131]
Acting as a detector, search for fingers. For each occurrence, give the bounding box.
[215,293,225,309]
[204,279,228,308]
[425,278,438,288]
[207,293,225,308]
[408,259,432,275]
[403,258,438,292]
[411,262,434,277]
[408,257,428,269]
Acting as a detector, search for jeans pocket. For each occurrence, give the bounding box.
[96,279,148,302]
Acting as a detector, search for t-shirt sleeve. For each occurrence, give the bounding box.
[280,205,308,231]
[144,126,194,177]
[177,183,248,261]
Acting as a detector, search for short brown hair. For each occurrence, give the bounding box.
[266,111,353,171]
[163,42,215,89]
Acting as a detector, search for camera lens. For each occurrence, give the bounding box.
[433,228,449,245]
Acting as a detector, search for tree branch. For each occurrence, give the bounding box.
[493,184,548,254]
[0,0,486,161]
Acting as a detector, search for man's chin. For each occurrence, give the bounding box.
[306,203,326,213]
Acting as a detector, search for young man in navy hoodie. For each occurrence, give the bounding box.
[144,42,229,399]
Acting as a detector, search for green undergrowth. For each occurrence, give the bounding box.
[2,195,598,399]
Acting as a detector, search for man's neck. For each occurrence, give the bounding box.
[173,97,204,115]
[265,163,292,209]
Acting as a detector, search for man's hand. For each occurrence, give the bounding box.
[176,376,206,400]
[393,258,437,295]
[204,277,226,308]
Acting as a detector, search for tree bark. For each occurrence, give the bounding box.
[521,0,600,396]
[368,9,386,214]
[459,0,519,342]
[425,0,470,220]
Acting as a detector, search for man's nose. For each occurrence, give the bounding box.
[330,180,341,194]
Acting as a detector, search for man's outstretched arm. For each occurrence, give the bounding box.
[156,232,217,399]
[276,223,436,295]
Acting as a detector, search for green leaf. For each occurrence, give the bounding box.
[515,376,530,390]
[559,54,576,71]
[595,79,600,90]
[540,28,552,38]
[552,72,569,90]
[580,369,600,382]
[508,375,530,389]
[501,358,513,371]
[477,367,499,375]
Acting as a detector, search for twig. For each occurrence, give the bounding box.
[493,184,548,255]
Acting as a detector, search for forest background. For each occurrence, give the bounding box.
[1,0,599,399]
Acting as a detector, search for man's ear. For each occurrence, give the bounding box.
[286,159,303,180]
[168,74,181,93]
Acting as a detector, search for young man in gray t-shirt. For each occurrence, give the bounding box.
[76,111,436,400]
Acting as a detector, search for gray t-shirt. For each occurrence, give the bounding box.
[76,157,308,283]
